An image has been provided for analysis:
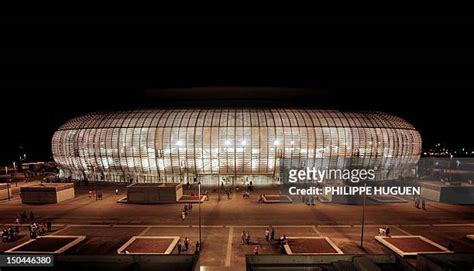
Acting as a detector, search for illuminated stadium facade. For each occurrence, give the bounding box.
[52,109,422,184]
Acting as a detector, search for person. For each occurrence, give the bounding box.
[246,232,251,245]
[415,197,420,209]
[253,246,259,255]
[379,227,386,236]
[265,228,270,242]
[29,211,34,221]
[15,216,20,224]
[177,240,182,254]
[195,241,200,254]
[115,188,119,195]
[39,223,46,235]
[241,231,246,245]
[184,237,190,251]
[13,226,19,240]
[279,235,285,249]
[89,190,92,198]
[385,227,391,237]
[421,199,426,210]
[184,204,188,214]
[270,226,275,241]
[181,211,186,221]
[47,221,52,232]
[448,242,454,251]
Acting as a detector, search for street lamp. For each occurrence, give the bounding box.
[360,182,367,248]
[198,181,202,251]
[7,180,11,201]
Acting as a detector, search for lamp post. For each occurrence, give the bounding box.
[360,182,367,248]
[198,181,202,250]
[7,181,11,201]
[217,176,221,201]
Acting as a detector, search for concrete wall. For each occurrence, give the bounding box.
[127,184,183,203]
[421,187,441,202]
[0,187,12,200]
[21,187,75,204]
[56,187,75,202]
[421,183,474,204]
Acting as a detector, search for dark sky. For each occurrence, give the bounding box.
[0,16,473,164]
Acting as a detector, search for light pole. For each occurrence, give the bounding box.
[360,182,367,248]
[217,176,221,201]
[198,181,202,251]
[7,181,11,200]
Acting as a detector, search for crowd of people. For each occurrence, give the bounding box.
[176,237,200,255]
[181,203,193,221]
[3,211,53,242]
[378,226,391,237]
[1,226,19,242]
[415,196,426,210]
[302,195,317,205]
[16,210,35,224]
[29,221,52,239]
[241,226,290,255]
[88,190,104,200]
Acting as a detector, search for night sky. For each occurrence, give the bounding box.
[0,16,473,164]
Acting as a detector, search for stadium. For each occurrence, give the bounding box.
[52,109,422,185]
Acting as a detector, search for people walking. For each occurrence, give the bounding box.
[21,211,27,222]
[265,228,270,242]
[115,188,119,195]
[177,240,182,254]
[181,211,186,221]
[46,221,52,232]
[195,241,200,254]
[246,232,251,245]
[241,231,246,245]
[421,199,426,210]
[29,211,34,221]
[270,226,275,241]
[184,237,190,251]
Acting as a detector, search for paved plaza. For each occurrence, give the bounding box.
[1,183,474,270]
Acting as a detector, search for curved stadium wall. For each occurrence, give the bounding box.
[52,109,421,184]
